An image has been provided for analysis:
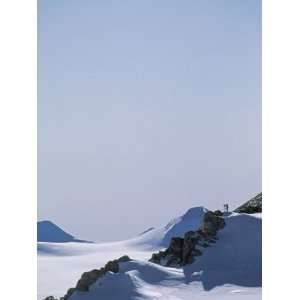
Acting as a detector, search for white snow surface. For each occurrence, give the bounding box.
[129,206,208,248]
[38,209,261,300]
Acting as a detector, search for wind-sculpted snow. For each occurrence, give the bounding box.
[38,241,154,299]
[149,210,225,267]
[38,207,208,298]
[183,213,262,290]
[38,210,261,300]
[162,207,208,246]
[68,261,184,300]
[129,207,208,249]
[66,213,261,300]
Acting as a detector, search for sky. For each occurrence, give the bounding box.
[38,0,261,242]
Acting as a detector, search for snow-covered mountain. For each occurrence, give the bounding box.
[65,215,261,300]
[37,220,90,243]
[39,199,261,300]
[129,206,208,248]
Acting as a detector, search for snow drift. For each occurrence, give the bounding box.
[129,206,208,248]
[65,213,261,300]
[38,207,261,300]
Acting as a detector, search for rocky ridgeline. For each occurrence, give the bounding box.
[234,193,262,214]
[44,210,225,300]
[149,210,225,267]
[44,255,131,300]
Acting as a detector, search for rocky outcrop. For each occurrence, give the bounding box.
[234,193,262,214]
[213,210,223,216]
[71,255,130,295]
[44,255,131,300]
[202,211,225,235]
[149,211,225,267]
[44,210,226,299]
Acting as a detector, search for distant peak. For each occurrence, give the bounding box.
[38,220,90,243]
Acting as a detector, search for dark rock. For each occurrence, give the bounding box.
[118,255,131,263]
[75,279,89,292]
[64,288,76,300]
[214,210,223,216]
[75,269,101,291]
[150,210,225,268]
[202,211,225,235]
[150,252,161,264]
[182,231,202,264]
[234,193,262,214]
[104,259,119,273]
[63,255,131,299]
[167,237,184,256]
[165,237,184,266]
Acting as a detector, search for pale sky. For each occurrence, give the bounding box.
[38,0,261,242]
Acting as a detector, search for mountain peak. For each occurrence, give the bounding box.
[37,220,90,243]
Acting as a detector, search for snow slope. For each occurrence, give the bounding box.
[70,260,261,300]
[37,220,90,243]
[38,207,207,299]
[38,210,261,300]
[38,241,153,299]
[128,207,208,248]
[67,213,261,300]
